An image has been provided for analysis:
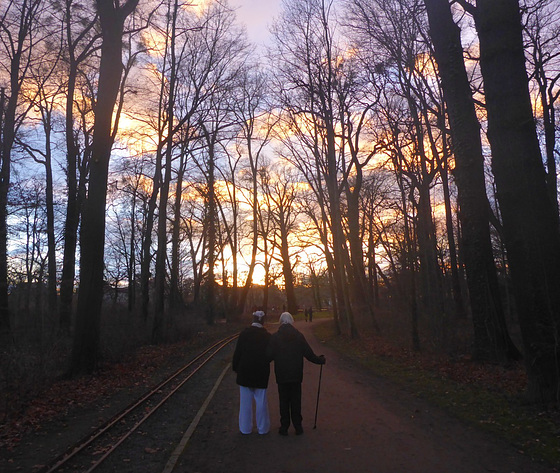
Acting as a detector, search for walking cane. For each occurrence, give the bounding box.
[313,363,323,429]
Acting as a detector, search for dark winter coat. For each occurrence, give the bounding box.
[266,323,323,384]
[232,325,271,389]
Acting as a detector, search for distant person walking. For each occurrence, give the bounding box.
[232,310,271,435]
[267,312,325,436]
[308,306,313,322]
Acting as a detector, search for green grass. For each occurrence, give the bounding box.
[313,319,560,467]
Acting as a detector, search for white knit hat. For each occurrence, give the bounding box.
[279,312,294,325]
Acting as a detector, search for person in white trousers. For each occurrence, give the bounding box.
[232,310,272,435]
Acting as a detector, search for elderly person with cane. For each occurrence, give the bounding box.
[232,309,272,435]
[267,311,325,436]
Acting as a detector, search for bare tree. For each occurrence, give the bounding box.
[70,0,139,376]
[347,0,447,341]
[271,0,357,336]
[228,67,275,318]
[169,136,190,312]
[0,0,45,335]
[181,182,207,305]
[359,173,390,309]
[423,0,520,362]
[260,163,302,315]
[16,21,71,330]
[460,0,560,401]
[152,0,182,343]
[108,154,148,313]
[187,2,248,324]
[524,0,560,215]
[9,177,50,336]
[58,0,99,335]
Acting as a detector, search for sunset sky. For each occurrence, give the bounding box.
[231,0,283,47]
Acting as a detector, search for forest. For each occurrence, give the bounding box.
[1,0,559,408]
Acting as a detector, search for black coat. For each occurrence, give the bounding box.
[266,323,323,384]
[232,325,271,389]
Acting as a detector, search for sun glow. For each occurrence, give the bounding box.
[191,0,213,16]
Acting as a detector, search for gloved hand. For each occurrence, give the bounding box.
[319,355,326,365]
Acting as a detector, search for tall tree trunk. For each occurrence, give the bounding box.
[474,0,560,401]
[367,223,380,307]
[70,0,139,375]
[398,167,421,352]
[424,0,521,363]
[140,50,169,323]
[346,183,379,332]
[542,96,558,216]
[416,180,443,322]
[205,137,217,325]
[0,0,45,335]
[59,1,96,335]
[140,152,161,322]
[153,0,180,343]
[314,187,341,335]
[527,7,560,217]
[152,148,171,341]
[439,138,466,319]
[408,98,445,336]
[326,123,356,337]
[0,0,37,333]
[60,62,81,335]
[127,187,136,312]
[170,145,186,312]
[261,225,272,312]
[235,144,260,317]
[0,83,12,335]
[44,114,58,322]
[279,218,298,315]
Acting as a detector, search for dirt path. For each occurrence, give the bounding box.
[174,319,555,473]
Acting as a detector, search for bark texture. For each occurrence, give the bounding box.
[424,0,520,362]
[475,0,560,401]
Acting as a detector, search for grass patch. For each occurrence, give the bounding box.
[313,319,560,467]
[293,309,331,322]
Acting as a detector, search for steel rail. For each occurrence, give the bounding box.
[40,333,238,473]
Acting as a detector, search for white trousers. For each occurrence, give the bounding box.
[238,386,270,435]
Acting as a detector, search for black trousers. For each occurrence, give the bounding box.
[277,382,302,429]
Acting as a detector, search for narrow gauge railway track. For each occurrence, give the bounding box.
[38,333,238,473]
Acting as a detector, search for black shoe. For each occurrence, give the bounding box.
[278,427,288,436]
[295,426,304,435]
